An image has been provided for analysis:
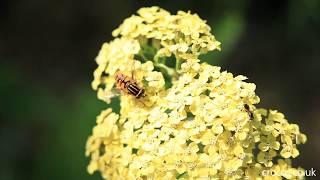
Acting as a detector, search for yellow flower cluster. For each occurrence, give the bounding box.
[112,6,221,61]
[86,7,307,180]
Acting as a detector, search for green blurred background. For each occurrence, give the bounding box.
[0,0,319,179]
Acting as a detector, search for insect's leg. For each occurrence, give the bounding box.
[138,99,146,107]
[121,80,126,91]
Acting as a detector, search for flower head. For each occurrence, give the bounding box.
[86,7,307,180]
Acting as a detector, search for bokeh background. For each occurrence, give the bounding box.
[1,0,319,179]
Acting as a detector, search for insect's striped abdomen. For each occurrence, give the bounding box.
[127,83,144,98]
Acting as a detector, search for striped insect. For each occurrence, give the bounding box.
[114,72,145,99]
[244,104,254,120]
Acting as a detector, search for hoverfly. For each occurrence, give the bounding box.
[114,72,145,99]
[244,104,254,120]
[100,59,146,102]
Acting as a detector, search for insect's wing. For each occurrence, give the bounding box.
[110,88,121,97]
[102,88,121,99]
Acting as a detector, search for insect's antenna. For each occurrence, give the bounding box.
[114,70,121,79]
[128,59,134,79]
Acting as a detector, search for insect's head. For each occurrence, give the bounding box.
[114,71,124,81]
